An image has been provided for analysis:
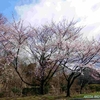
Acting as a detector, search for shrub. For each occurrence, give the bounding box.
[22,86,40,96]
[89,84,100,92]
[60,84,66,92]
[44,85,50,94]
[11,87,21,95]
[0,92,4,98]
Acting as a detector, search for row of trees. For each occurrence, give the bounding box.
[0,14,100,97]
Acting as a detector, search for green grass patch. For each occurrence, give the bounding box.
[72,92,100,99]
[0,92,100,100]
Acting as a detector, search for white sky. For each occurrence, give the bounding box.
[15,0,100,40]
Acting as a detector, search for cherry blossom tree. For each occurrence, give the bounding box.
[0,19,83,95]
[61,39,100,97]
[1,18,99,97]
[0,20,34,86]
[0,13,7,25]
[25,20,82,94]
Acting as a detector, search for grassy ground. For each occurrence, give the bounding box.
[72,92,100,99]
[0,92,100,100]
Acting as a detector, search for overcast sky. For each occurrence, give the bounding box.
[1,0,100,40]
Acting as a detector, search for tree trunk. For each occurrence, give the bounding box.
[66,82,71,97]
[66,87,70,97]
[80,85,83,94]
[80,86,82,94]
[40,81,44,95]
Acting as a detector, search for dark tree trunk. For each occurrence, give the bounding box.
[80,86,83,94]
[80,83,86,94]
[66,73,81,97]
[40,81,44,95]
[66,82,71,97]
[66,87,71,97]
